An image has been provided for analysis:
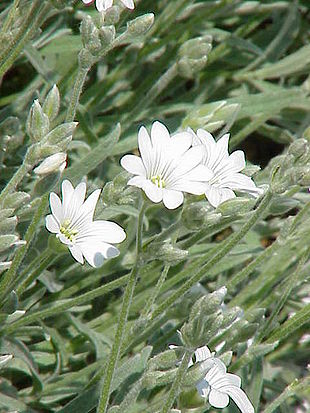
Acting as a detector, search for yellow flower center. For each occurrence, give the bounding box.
[60,219,78,242]
[151,175,165,188]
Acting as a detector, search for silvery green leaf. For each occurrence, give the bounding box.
[44,122,78,146]
[3,192,30,209]
[0,216,17,235]
[0,234,19,252]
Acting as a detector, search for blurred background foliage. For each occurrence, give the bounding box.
[0,0,310,412]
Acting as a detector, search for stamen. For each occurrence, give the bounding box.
[60,219,78,242]
[151,175,166,188]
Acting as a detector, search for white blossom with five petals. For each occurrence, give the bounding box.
[190,345,254,413]
[190,128,263,207]
[45,180,126,268]
[120,121,213,209]
[81,0,134,12]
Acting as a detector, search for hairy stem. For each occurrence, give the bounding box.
[96,202,146,413]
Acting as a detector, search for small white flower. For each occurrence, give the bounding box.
[34,152,67,175]
[45,180,126,267]
[120,121,213,209]
[82,0,134,12]
[190,128,263,208]
[191,345,254,413]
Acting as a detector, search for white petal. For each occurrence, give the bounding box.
[138,126,153,173]
[96,0,112,11]
[196,128,216,147]
[162,189,184,209]
[121,0,134,8]
[120,154,146,176]
[73,181,87,211]
[195,345,212,362]
[57,234,72,246]
[229,150,246,172]
[208,134,230,171]
[225,386,254,413]
[79,220,126,244]
[143,181,163,203]
[82,0,94,3]
[49,193,63,223]
[205,186,235,208]
[169,131,193,158]
[80,242,119,267]
[151,121,170,149]
[62,180,74,219]
[45,215,60,234]
[209,389,229,408]
[69,245,84,264]
[184,164,213,182]
[172,180,207,195]
[128,176,146,188]
[79,189,101,220]
[221,173,262,196]
[174,145,204,176]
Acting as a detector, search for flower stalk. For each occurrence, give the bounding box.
[97,201,147,413]
[160,350,192,413]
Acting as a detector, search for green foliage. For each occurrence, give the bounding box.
[0,0,309,412]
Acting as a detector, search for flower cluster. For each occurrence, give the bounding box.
[81,0,134,12]
[190,345,254,413]
[121,121,262,209]
[46,180,126,267]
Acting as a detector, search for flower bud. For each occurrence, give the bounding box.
[99,25,116,46]
[152,243,188,265]
[216,197,256,217]
[126,13,154,36]
[177,37,212,79]
[34,152,66,175]
[0,216,17,235]
[143,369,177,389]
[44,122,78,146]
[287,138,309,161]
[26,100,50,142]
[182,201,221,230]
[104,6,120,24]
[43,85,60,122]
[148,350,178,371]
[183,357,215,387]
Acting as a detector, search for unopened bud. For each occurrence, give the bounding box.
[287,139,309,161]
[104,6,120,24]
[148,350,178,371]
[153,243,188,265]
[126,13,154,36]
[26,100,50,142]
[182,201,221,230]
[216,197,256,216]
[43,85,60,122]
[44,122,78,146]
[178,37,212,79]
[99,25,116,46]
[34,152,66,175]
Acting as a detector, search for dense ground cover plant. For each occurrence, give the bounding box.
[0,0,310,412]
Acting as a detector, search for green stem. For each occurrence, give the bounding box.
[2,273,129,335]
[0,195,49,302]
[16,249,56,296]
[142,265,170,318]
[0,1,50,78]
[65,65,90,122]
[256,248,309,343]
[150,191,273,321]
[160,350,192,413]
[96,202,146,413]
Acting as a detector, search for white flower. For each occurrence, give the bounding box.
[45,180,126,267]
[81,0,134,11]
[120,121,213,209]
[191,345,254,413]
[190,128,263,208]
[34,152,67,175]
